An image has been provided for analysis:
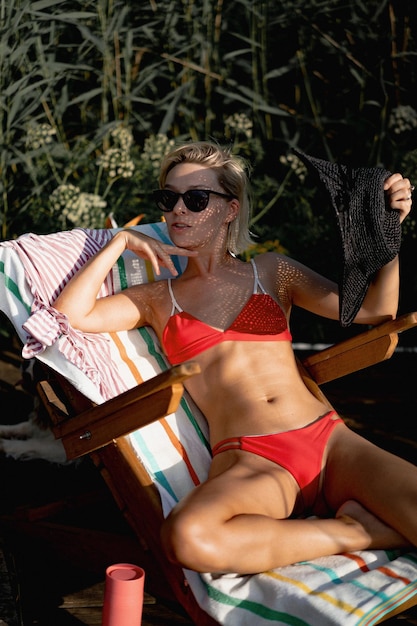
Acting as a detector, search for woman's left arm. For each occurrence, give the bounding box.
[284,174,413,325]
[355,173,413,323]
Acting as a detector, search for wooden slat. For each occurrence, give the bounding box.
[302,311,417,385]
[303,334,398,385]
[59,385,185,459]
[36,362,200,459]
[37,379,70,420]
[54,362,200,437]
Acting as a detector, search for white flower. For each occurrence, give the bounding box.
[111,126,134,151]
[49,184,80,211]
[78,192,107,211]
[279,154,307,183]
[26,123,56,149]
[140,134,176,175]
[225,113,253,139]
[97,148,135,178]
[49,185,106,228]
[388,106,417,135]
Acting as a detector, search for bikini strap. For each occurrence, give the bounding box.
[167,278,183,315]
[212,437,242,456]
[250,258,267,295]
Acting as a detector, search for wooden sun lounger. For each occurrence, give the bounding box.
[29,311,417,624]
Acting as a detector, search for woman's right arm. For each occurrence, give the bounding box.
[53,229,196,334]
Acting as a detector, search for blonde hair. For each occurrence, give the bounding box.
[158,141,254,255]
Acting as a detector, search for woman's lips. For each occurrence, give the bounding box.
[171,222,190,230]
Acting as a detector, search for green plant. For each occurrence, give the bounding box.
[1,0,416,248]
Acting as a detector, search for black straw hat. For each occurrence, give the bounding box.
[293,150,401,327]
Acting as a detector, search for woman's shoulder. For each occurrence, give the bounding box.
[253,252,312,297]
[251,252,295,300]
[122,278,172,330]
[252,251,295,272]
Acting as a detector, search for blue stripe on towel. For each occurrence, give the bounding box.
[130,429,179,502]
[357,582,417,625]
[305,561,389,601]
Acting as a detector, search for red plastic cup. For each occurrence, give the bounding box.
[102,563,145,626]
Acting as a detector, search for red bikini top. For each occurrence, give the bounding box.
[162,259,292,365]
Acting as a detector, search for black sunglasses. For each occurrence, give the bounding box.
[153,188,235,213]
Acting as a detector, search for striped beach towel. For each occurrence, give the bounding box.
[1,223,416,625]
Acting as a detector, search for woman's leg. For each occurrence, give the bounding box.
[160,447,408,574]
[324,424,417,546]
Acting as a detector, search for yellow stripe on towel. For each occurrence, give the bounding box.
[110,330,202,487]
[109,331,144,384]
[144,259,155,283]
[265,569,365,618]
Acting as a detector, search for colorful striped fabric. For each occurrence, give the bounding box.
[1,223,416,625]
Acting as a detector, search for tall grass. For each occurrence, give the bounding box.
[1,0,416,255]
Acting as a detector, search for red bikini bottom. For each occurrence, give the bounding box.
[211,410,343,511]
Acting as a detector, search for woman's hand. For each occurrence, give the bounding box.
[384,173,414,223]
[120,228,198,276]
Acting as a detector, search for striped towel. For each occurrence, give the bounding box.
[1,223,416,625]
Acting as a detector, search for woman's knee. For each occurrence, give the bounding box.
[160,508,227,572]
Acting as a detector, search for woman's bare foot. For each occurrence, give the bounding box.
[336,500,409,550]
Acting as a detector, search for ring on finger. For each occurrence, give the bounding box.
[406,185,414,201]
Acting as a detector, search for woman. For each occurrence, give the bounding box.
[54,141,417,575]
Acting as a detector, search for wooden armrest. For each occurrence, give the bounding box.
[301,311,417,385]
[37,362,201,460]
